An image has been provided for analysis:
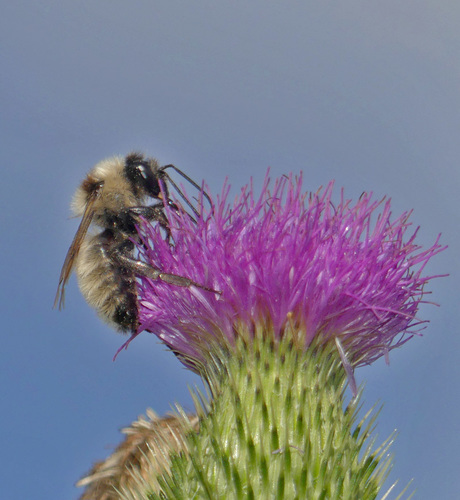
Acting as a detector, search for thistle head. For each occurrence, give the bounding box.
[131,172,444,375]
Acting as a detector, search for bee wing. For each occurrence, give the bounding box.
[54,183,103,310]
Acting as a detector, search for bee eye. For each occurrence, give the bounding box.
[137,164,148,180]
[124,155,161,197]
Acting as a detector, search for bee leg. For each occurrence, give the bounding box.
[123,203,169,230]
[126,203,196,244]
[127,201,196,224]
[123,204,173,244]
[107,241,220,295]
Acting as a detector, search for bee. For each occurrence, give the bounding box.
[54,152,217,333]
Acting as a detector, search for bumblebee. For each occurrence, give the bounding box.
[55,152,216,332]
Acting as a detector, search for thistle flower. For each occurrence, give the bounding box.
[132,172,443,376]
[101,172,445,499]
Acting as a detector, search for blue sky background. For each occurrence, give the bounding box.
[1,2,458,499]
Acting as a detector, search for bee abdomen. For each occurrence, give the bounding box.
[75,236,139,333]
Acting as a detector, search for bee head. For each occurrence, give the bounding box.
[125,152,169,201]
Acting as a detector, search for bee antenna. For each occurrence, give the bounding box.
[162,174,199,218]
[166,200,197,224]
[161,164,212,207]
